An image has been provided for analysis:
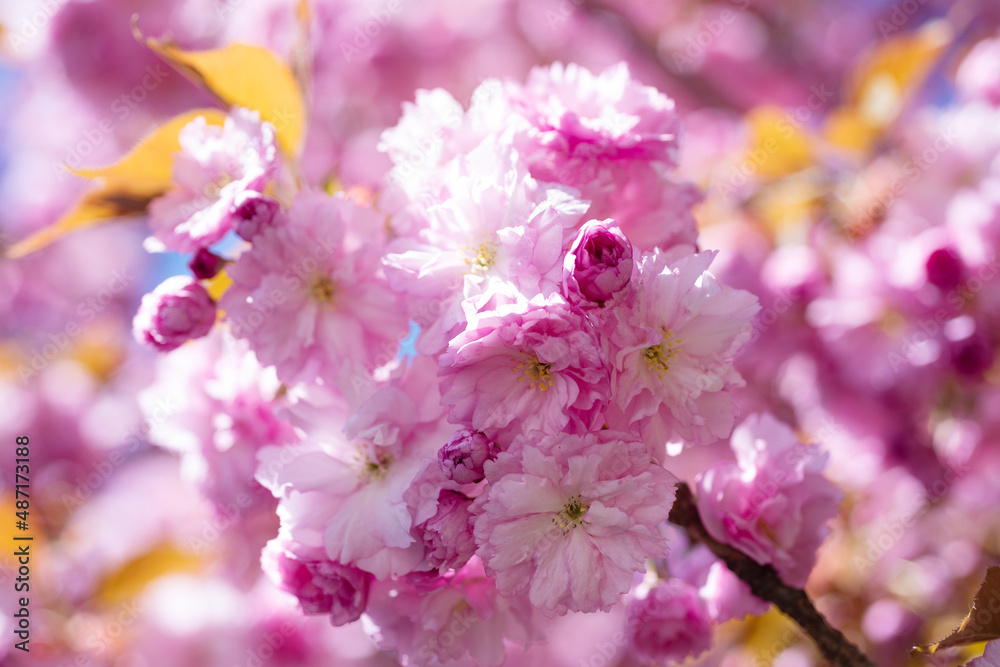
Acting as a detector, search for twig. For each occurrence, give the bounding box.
[668,482,876,667]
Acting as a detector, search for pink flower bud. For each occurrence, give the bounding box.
[262,544,372,626]
[188,248,225,280]
[133,276,216,352]
[438,430,498,484]
[233,192,282,241]
[415,490,477,573]
[563,219,634,305]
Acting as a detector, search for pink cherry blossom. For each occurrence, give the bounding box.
[697,413,843,588]
[606,249,760,447]
[508,62,699,251]
[472,431,677,615]
[147,108,278,253]
[257,373,450,580]
[510,62,681,179]
[383,139,588,347]
[438,292,610,445]
[222,189,408,386]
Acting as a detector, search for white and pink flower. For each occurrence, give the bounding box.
[472,431,677,615]
[147,108,278,253]
[696,413,843,588]
[438,292,610,445]
[222,189,408,386]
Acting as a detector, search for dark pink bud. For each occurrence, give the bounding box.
[415,490,476,573]
[925,247,964,291]
[133,276,215,352]
[438,430,498,484]
[188,248,225,280]
[233,192,282,241]
[563,219,634,305]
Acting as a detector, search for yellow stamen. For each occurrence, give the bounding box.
[552,496,590,534]
[643,328,682,377]
[308,275,337,305]
[463,241,497,274]
[353,444,391,482]
[514,355,554,391]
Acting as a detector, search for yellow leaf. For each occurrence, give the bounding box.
[6,109,227,259]
[841,23,950,137]
[743,107,814,180]
[94,542,202,606]
[914,567,1000,654]
[7,190,153,259]
[71,108,228,186]
[146,40,305,157]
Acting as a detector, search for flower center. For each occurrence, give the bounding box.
[205,171,234,198]
[643,328,682,377]
[514,355,554,391]
[308,275,337,306]
[552,496,589,534]
[354,444,391,482]
[464,241,497,274]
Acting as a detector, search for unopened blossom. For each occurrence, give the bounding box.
[147,108,278,253]
[232,192,283,241]
[626,579,713,664]
[473,431,677,614]
[697,413,843,587]
[133,276,216,352]
[607,249,760,446]
[438,429,499,484]
[188,248,225,280]
[438,293,610,444]
[413,490,477,573]
[563,218,635,306]
[261,540,372,626]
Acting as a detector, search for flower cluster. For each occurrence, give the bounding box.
[119,62,851,666]
[12,2,1000,666]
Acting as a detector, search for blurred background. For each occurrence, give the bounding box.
[2,0,1000,665]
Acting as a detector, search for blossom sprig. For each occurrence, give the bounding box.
[118,57,851,667]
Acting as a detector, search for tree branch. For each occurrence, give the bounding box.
[668,482,875,667]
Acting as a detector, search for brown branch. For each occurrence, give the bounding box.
[668,482,875,667]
